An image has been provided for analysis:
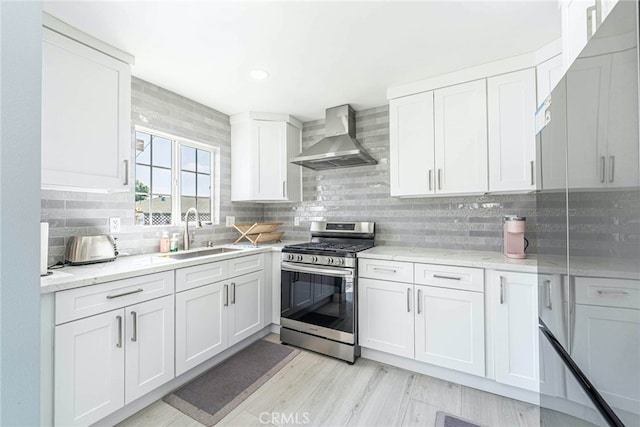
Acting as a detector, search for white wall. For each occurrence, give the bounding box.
[0,1,42,424]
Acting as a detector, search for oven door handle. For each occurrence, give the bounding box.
[281,261,354,278]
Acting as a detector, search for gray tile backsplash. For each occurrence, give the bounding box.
[41,77,263,264]
[42,84,635,264]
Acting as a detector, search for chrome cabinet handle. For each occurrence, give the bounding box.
[417,289,422,314]
[433,274,462,281]
[373,267,397,273]
[586,5,597,39]
[609,156,614,183]
[123,160,129,186]
[116,315,123,348]
[500,276,505,304]
[545,280,552,310]
[437,169,442,190]
[428,170,433,191]
[530,161,535,185]
[231,282,236,304]
[131,311,137,342]
[600,156,606,183]
[597,289,629,296]
[107,288,143,300]
[224,284,229,307]
[407,288,411,313]
[282,181,286,198]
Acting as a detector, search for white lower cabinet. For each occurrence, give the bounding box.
[359,261,485,377]
[54,295,174,426]
[493,271,540,392]
[175,257,265,376]
[358,278,414,358]
[415,285,485,376]
[175,282,228,376]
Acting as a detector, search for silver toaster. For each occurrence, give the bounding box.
[65,235,119,265]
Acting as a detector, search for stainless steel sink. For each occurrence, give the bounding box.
[166,247,244,260]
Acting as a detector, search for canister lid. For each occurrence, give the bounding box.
[503,215,526,221]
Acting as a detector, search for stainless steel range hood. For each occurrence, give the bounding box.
[290,104,377,170]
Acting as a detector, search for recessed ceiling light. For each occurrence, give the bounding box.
[249,69,270,80]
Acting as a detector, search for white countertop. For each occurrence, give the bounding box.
[358,246,640,280]
[40,242,297,294]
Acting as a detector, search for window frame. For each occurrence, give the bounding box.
[134,125,220,226]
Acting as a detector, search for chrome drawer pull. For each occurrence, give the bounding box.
[224,284,229,307]
[106,288,143,300]
[500,276,505,304]
[545,280,552,310]
[597,290,629,296]
[231,282,236,304]
[428,170,433,191]
[609,156,615,183]
[373,267,397,273]
[417,289,422,314]
[407,288,411,313]
[433,274,462,281]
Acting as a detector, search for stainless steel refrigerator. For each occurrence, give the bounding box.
[536,2,640,426]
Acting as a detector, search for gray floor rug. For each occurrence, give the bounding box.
[435,411,486,427]
[164,339,299,426]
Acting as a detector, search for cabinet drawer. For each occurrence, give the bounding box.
[358,259,413,283]
[414,264,484,292]
[228,254,264,278]
[55,271,174,325]
[176,261,229,292]
[575,277,640,309]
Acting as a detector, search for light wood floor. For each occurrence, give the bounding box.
[117,335,587,427]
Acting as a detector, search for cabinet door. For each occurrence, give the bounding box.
[538,275,564,398]
[389,91,435,196]
[540,78,568,190]
[606,48,639,188]
[55,309,125,426]
[536,54,564,106]
[125,295,175,404]
[358,278,414,358]
[175,282,227,376]
[488,69,537,192]
[494,271,540,391]
[566,54,611,189]
[415,285,485,376]
[568,304,640,415]
[228,271,264,345]
[434,80,488,194]
[42,28,130,192]
[562,0,597,71]
[253,120,287,200]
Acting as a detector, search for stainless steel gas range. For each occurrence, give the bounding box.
[280,221,374,363]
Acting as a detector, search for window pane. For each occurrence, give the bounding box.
[181,171,196,196]
[136,195,150,226]
[150,195,172,225]
[181,196,196,221]
[197,198,211,222]
[197,173,211,197]
[152,136,172,168]
[181,146,196,171]
[135,132,151,164]
[197,149,211,173]
[136,164,151,191]
[152,167,172,195]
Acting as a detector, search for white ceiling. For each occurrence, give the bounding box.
[43,1,561,122]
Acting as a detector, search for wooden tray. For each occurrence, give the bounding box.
[232,222,284,246]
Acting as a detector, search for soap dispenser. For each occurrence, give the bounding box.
[160,231,170,253]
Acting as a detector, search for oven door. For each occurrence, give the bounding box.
[280,261,356,344]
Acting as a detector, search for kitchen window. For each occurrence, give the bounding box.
[134,127,219,226]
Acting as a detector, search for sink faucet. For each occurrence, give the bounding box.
[183,207,202,250]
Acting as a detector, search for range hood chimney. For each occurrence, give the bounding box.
[290,104,377,170]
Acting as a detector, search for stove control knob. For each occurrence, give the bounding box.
[311,256,318,263]
[287,254,295,261]
[338,258,345,266]
[296,255,303,262]
[327,257,334,264]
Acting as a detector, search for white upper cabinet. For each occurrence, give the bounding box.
[389,91,435,197]
[540,78,568,190]
[434,79,488,194]
[488,69,537,192]
[231,113,302,202]
[41,26,132,193]
[536,54,564,106]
